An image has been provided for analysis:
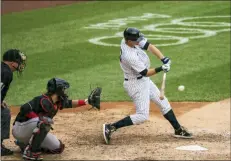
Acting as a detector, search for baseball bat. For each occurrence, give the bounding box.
[159,72,167,100]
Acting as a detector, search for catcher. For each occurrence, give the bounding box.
[12,78,102,161]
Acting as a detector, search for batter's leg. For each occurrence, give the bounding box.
[103,79,150,144]
[149,80,193,138]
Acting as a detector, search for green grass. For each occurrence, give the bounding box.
[1,1,230,105]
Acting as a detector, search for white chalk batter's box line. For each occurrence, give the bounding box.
[84,13,230,47]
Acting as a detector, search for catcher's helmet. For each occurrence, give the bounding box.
[47,78,70,97]
[3,49,27,73]
[123,27,144,42]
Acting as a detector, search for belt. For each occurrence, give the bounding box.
[124,76,143,81]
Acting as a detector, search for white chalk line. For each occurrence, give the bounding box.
[84,13,171,29]
[87,14,231,47]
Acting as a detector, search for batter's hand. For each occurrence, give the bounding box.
[161,57,171,65]
[162,64,170,72]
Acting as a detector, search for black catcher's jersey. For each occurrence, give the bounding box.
[14,94,72,123]
[1,62,13,104]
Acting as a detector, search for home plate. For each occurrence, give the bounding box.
[175,145,208,151]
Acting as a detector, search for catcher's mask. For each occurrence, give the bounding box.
[123,27,144,42]
[47,78,70,105]
[3,49,27,75]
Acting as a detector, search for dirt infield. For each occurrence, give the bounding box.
[1,2,230,160]
[1,99,230,160]
[1,0,85,14]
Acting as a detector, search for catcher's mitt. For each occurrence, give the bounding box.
[88,87,102,110]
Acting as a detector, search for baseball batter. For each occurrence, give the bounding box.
[12,78,101,160]
[103,27,193,144]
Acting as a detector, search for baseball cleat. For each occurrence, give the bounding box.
[173,126,193,139]
[14,140,26,154]
[103,124,115,144]
[22,145,43,161]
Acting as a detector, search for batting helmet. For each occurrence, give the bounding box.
[123,27,144,42]
[3,49,27,73]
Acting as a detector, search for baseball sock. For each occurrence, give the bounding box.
[164,109,181,130]
[111,116,133,129]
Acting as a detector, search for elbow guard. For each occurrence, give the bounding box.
[140,69,148,76]
[142,42,150,50]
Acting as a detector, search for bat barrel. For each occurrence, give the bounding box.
[159,72,167,100]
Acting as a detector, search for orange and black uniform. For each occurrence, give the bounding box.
[13,94,72,154]
[14,94,72,124]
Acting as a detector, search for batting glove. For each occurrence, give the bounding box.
[162,64,170,72]
[161,57,171,65]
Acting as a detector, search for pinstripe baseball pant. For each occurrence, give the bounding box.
[124,77,171,125]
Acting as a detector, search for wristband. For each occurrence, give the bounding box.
[78,100,86,106]
[155,66,163,73]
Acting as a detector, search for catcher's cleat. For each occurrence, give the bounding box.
[22,145,43,161]
[173,126,193,139]
[103,124,116,144]
[14,140,26,154]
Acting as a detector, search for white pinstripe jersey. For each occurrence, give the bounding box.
[120,38,150,79]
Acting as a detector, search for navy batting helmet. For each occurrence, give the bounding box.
[123,27,144,42]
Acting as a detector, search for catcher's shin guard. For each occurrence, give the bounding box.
[23,120,51,160]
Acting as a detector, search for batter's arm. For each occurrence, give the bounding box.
[146,68,159,77]
[145,66,165,77]
[139,38,167,61]
[140,65,170,77]
[147,44,165,60]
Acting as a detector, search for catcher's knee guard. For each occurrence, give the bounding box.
[27,120,51,153]
[42,140,65,154]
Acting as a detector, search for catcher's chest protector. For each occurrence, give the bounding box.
[38,95,62,118]
[15,95,62,123]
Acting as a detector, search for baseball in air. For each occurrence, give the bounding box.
[178,85,185,91]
